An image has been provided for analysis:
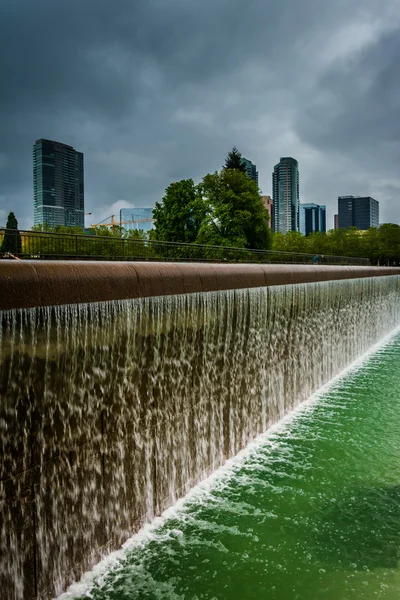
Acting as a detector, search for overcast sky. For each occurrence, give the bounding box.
[1,0,400,230]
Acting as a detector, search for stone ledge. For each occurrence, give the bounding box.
[1,261,400,310]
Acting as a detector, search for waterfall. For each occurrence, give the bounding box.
[1,276,400,599]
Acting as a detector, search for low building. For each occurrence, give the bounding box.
[338,196,379,230]
[334,214,339,230]
[261,195,273,228]
[120,208,154,232]
[300,203,326,236]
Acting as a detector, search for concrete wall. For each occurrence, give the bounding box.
[1,261,400,310]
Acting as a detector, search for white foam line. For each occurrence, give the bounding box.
[57,325,400,599]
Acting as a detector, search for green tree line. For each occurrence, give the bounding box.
[273,226,400,265]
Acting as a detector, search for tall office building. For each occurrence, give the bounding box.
[120,207,154,232]
[242,158,259,185]
[300,203,326,236]
[337,196,379,230]
[261,195,273,228]
[272,157,299,233]
[33,139,84,228]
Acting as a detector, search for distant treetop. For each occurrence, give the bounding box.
[224,146,247,173]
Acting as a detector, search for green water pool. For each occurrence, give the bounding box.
[73,331,400,600]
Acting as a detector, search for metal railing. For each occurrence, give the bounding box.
[0,229,370,265]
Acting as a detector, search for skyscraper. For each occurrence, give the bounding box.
[120,207,154,232]
[337,196,379,230]
[300,203,326,236]
[33,139,84,228]
[242,158,258,185]
[272,157,299,233]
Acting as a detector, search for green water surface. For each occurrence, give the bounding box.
[75,332,400,600]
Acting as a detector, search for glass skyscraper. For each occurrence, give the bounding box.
[272,157,299,233]
[300,203,326,236]
[33,139,84,228]
[120,207,154,232]
[338,196,379,230]
[241,158,258,186]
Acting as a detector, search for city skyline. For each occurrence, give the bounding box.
[1,1,400,230]
[4,136,391,234]
[9,139,393,234]
[2,139,396,230]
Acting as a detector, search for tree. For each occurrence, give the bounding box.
[377,224,400,265]
[126,228,148,240]
[31,224,85,234]
[273,230,307,253]
[224,146,247,173]
[1,212,22,255]
[86,225,125,237]
[153,179,206,243]
[31,223,55,233]
[304,231,329,255]
[196,169,272,250]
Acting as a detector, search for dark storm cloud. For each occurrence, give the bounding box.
[297,29,400,152]
[0,0,399,229]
